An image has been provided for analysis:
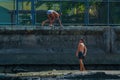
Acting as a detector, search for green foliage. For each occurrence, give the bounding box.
[61,2,85,15]
[1,0,120,25]
[19,14,31,25]
[110,3,120,24]
[35,1,44,8]
[45,2,53,10]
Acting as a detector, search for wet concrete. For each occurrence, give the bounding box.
[0,70,120,80]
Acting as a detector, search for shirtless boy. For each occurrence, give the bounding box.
[41,10,63,27]
[76,39,87,71]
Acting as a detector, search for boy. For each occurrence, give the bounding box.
[41,10,63,27]
[76,39,87,71]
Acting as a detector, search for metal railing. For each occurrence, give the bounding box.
[0,0,120,26]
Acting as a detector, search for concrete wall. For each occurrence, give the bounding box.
[0,26,119,65]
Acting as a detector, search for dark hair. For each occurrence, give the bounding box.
[80,38,84,43]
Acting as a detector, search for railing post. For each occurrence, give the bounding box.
[84,0,89,25]
[31,0,35,25]
[16,0,19,25]
[107,0,110,26]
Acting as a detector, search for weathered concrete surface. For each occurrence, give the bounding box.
[111,27,120,54]
[0,26,119,65]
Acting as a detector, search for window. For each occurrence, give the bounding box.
[109,2,120,24]
[89,2,108,25]
[0,0,15,24]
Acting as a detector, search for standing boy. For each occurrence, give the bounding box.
[76,39,87,71]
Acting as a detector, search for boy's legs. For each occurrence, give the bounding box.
[79,59,86,71]
[41,19,49,26]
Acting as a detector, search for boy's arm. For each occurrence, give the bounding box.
[48,15,51,20]
[51,14,55,23]
[84,46,87,56]
[58,18,63,27]
[48,14,55,26]
[76,44,80,57]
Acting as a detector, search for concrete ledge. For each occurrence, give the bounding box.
[0,26,107,35]
[0,26,109,30]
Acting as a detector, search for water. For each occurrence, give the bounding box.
[1,77,120,80]
[0,72,120,80]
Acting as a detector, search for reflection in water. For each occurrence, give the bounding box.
[0,72,120,80]
[1,77,120,80]
[1,76,120,80]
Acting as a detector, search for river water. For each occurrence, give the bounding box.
[1,77,120,80]
[1,72,120,80]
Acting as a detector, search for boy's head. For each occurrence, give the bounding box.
[79,39,84,43]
